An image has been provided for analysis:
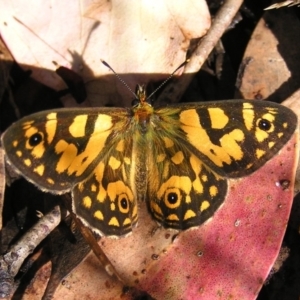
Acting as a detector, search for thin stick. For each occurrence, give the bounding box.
[70,213,124,283]
[157,0,244,103]
[0,207,61,297]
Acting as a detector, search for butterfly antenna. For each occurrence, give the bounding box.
[101,60,138,99]
[147,60,189,100]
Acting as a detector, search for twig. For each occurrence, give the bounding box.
[0,206,61,298]
[158,0,244,103]
[265,1,300,10]
[70,213,124,284]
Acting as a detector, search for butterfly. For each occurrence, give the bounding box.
[1,85,297,237]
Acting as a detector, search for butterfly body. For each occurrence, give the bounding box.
[2,94,297,236]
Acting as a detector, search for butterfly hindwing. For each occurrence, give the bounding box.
[73,137,137,236]
[147,134,227,230]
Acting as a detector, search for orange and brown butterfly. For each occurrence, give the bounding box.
[1,70,297,237]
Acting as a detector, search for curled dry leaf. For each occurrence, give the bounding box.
[236,8,300,195]
[237,9,300,102]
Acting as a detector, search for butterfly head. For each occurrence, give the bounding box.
[131,84,153,107]
[131,85,155,128]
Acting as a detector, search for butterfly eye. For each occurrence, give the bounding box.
[258,119,272,131]
[28,132,43,147]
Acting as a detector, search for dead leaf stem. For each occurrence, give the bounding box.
[158,0,244,103]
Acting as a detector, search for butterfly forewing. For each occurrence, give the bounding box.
[2,107,130,193]
[160,100,297,177]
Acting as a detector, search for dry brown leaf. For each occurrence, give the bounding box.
[0,0,210,107]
